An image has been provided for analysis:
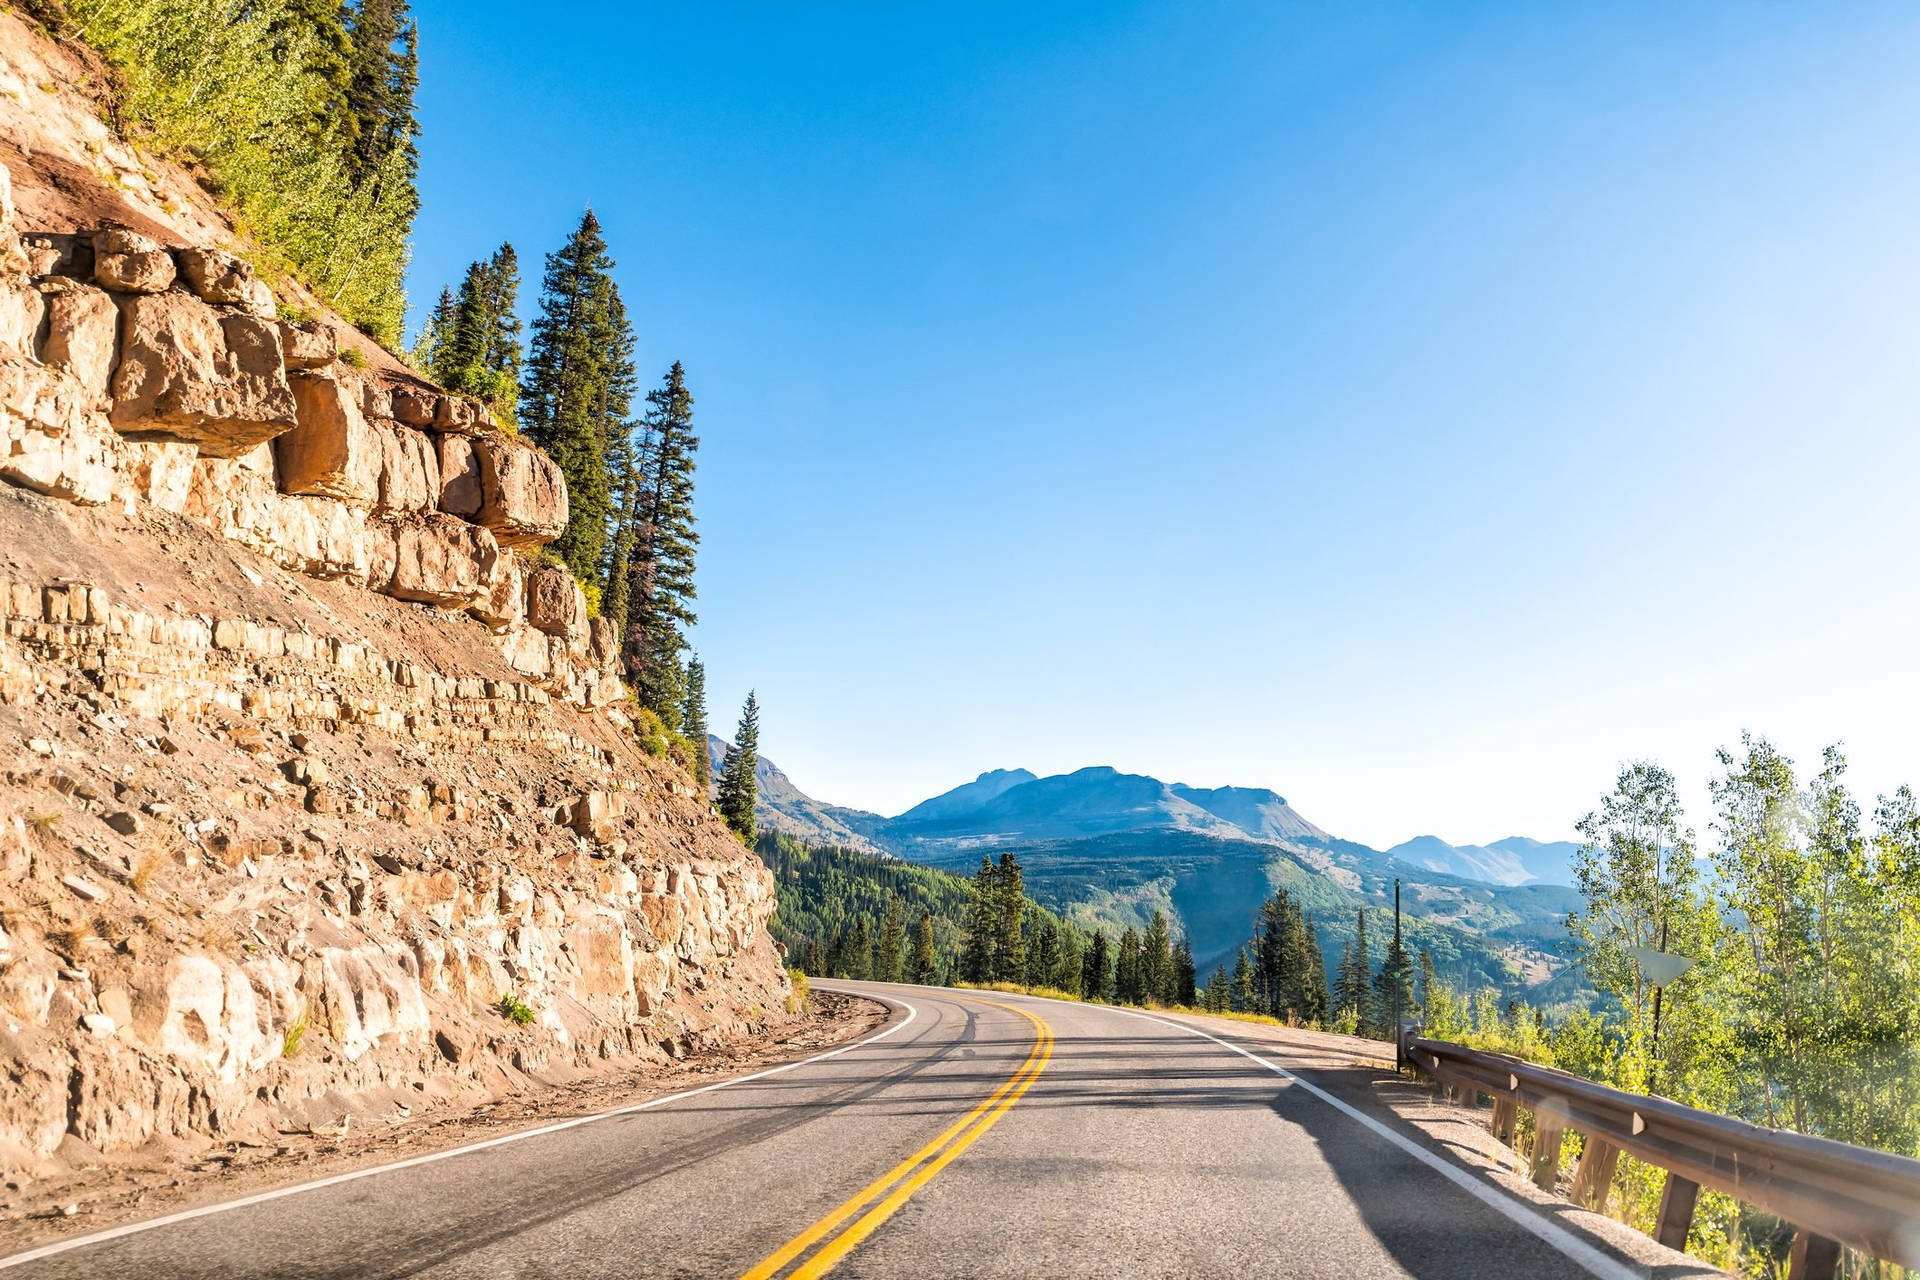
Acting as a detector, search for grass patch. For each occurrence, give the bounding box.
[281,1014,306,1057]
[494,993,535,1026]
[27,812,61,830]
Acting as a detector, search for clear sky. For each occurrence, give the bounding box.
[407,1,1920,850]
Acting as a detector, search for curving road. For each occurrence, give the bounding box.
[1,984,1693,1279]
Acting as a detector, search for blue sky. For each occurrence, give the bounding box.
[407,1,1920,849]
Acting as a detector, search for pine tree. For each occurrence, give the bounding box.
[343,0,420,193]
[430,244,522,423]
[1232,947,1256,1012]
[1206,964,1230,1012]
[875,897,905,984]
[1057,925,1084,997]
[1115,927,1144,1005]
[1373,897,1415,1040]
[1174,936,1197,1006]
[522,211,634,582]
[612,364,700,715]
[1026,915,1060,988]
[681,657,711,788]
[994,851,1025,983]
[714,692,759,842]
[1084,930,1112,1001]
[1142,910,1172,1004]
[1416,948,1438,1017]
[1300,915,1329,1025]
[273,0,355,150]
[910,910,936,984]
[1346,910,1375,1033]
[846,917,872,981]
[961,857,998,983]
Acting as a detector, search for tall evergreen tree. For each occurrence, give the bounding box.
[1373,896,1416,1039]
[961,857,998,983]
[1084,930,1112,1001]
[681,657,711,788]
[876,897,906,984]
[994,851,1026,983]
[1142,910,1172,1004]
[1416,948,1438,1016]
[611,364,700,715]
[521,211,634,582]
[1057,925,1084,997]
[430,243,522,422]
[714,691,759,842]
[1232,946,1256,1012]
[1205,964,1230,1012]
[1115,927,1144,1005]
[1173,935,1197,1006]
[910,909,937,984]
[845,917,872,982]
[343,0,420,194]
[1026,915,1061,989]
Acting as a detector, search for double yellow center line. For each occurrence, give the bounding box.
[740,997,1054,1280]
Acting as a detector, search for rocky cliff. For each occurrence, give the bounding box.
[0,14,789,1179]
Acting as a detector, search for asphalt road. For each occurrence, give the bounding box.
[1,984,1677,1279]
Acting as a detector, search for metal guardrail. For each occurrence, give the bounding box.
[1402,1029,1920,1280]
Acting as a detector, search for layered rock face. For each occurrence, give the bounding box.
[0,160,791,1174]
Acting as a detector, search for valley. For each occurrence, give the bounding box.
[736,749,1591,1005]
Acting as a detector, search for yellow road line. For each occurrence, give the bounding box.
[741,997,1053,1280]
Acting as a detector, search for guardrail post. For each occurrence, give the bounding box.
[1569,1137,1618,1212]
[1653,1172,1699,1250]
[1529,1117,1566,1191]
[1489,1098,1517,1148]
[1787,1231,1841,1280]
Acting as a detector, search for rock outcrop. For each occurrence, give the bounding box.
[0,114,789,1180]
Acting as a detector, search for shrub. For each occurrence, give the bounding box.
[66,0,417,342]
[785,966,810,1015]
[494,993,534,1026]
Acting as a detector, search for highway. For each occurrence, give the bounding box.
[1,984,1693,1278]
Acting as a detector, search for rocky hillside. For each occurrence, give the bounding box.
[0,13,788,1181]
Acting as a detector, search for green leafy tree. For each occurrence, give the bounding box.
[714,692,759,843]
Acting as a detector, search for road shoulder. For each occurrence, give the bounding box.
[1,990,892,1253]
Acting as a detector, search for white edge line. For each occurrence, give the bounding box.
[974,988,1647,1280]
[0,996,919,1271]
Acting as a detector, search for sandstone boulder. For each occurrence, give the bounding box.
[117,440,197,513]
[380,513,499,608]
[589,614,619,667]
[41,285,118,399]
[92,229,175,294]
[469,549,524,631]
[361,381,394,421]
[436,432,482,517]
[475,435,568,546]
[433,395,480,434]
[377,424,441,513]
[110,292,298,455]
[1,356,118,503]
[175,247,271,316]
[278,319,335,369]
[276,372,380,502]
[184,457,369,579]
[317,946,429,1063]
[0,280,45,357]
[391,388,437,426]
[525,563,587,640]
[21,233,92,280]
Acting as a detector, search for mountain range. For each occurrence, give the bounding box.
[718,741,1589,1000]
